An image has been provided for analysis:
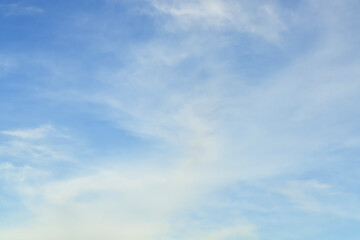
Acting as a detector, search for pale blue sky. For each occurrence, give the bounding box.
[1,0,360,239]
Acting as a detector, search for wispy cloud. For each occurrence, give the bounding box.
[0,125,73,163]
[1,125,59,140]
[0,3,43,17]
[151,0,287,41]
[275,180,360,219]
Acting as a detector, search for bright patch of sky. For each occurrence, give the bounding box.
[1,0,360,239]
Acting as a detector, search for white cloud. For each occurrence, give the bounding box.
[207,225,257,240]
[1,125,57,140]
[0,162,219,240]
[0,162,49,184]
[151,0,287,41]
[0,125,73,163]
[274,180,360,219]
[0,3,43,17]
[0,55,17,75]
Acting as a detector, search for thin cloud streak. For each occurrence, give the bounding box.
[151,0,287,41]
[0,3,43,17]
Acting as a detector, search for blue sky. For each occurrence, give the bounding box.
[0,0,360,239]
